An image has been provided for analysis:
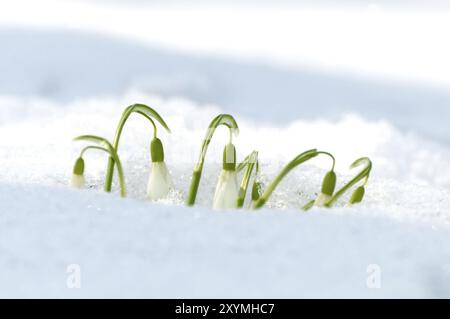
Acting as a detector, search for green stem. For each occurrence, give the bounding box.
[74,135,127,198]
[80,145,109,157]
[186,114,239,206]
[104,104,170,192]
[317,151,336,171]
[252,149,318,209]
[186,169,202,206]
[325,157,372,207]
[237,151,258,208]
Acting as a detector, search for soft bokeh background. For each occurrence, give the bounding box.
[2,0,450,141]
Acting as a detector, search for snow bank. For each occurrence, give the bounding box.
[1,182,450,298]
[1,91,449,225]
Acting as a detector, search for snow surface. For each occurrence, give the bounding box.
[1,1,450,298]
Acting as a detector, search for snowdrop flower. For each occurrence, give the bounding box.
[147,137,172,201]
[104,103,171,193]
[71,157,85,189]
[186,114,239,206]
[325,157,372,208]
[348,186,365,206]
[213,143,239,209]
[73,136,127,197]
[314,171,336,207]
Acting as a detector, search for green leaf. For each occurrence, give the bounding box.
[237,150,259,208]
[127,104,171,133]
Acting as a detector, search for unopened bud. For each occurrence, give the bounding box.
[72,157,85,175]
[151,138,164,162]
[349,186,365,205]
[321,171,336,196]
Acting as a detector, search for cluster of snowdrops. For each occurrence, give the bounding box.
[71,104,372,210]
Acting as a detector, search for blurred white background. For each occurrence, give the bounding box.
[1,0,450,88]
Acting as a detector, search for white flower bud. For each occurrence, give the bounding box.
[213,170,239,210]
[71,157,85,189]
[314,192,332,207]
[71,173,85,189]
[147,161,172,201]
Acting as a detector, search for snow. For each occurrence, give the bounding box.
[2,183,450,298]
[1,1,450,298]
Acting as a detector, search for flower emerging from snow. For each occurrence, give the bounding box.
[147,138,172,201]
[213,143,239,210]
[71,157,85,189]
[348,186,365,206]
[315,170,336,207]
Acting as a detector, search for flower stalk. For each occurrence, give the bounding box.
[236,150,259,208]
[252,149,318,209]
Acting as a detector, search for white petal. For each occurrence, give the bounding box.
[315,192,331,207]
[71,174,85,189]
[213,170,239,210]
[147,162,172,201]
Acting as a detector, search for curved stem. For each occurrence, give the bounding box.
[325,157,372,207]
[186,114,239,206]
[136,111,157,138]
[237,151,259,208]
[252,149,318,209]
[317,151,336,171]
[80,145,109,157]
[104,104,170,192]
[75,135,127,197]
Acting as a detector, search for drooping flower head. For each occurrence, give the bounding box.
[71,157,85,189]
[315,170,336,207]
[213,143,239,210]
[186,114,239,206]
[73,136,127,197]
[325,157,372,208]
[348,185,365,205]
[147,137,172,201]
[103,104,171,195]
